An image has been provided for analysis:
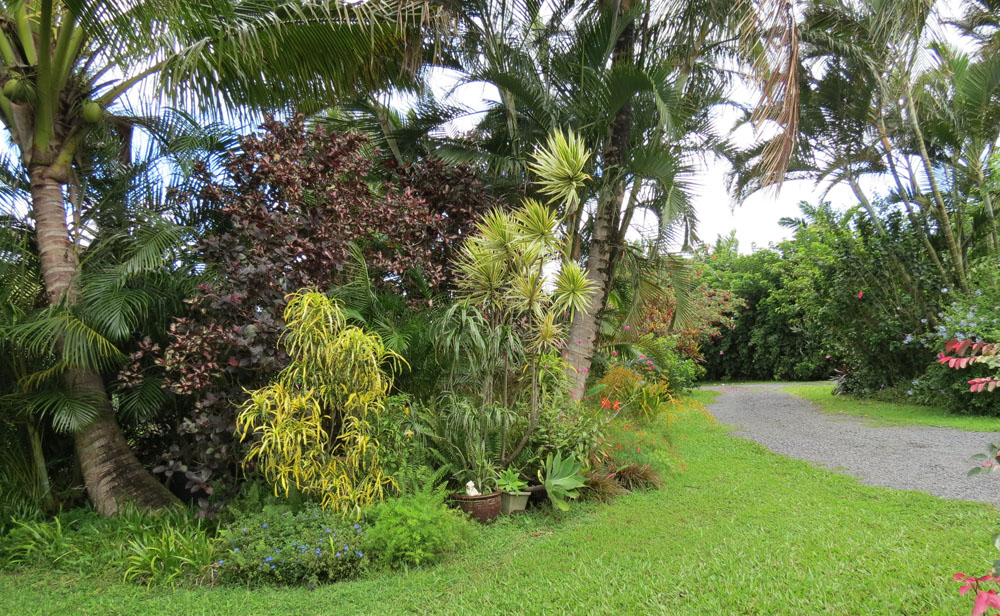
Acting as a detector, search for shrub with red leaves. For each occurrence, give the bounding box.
[120,117,499,506]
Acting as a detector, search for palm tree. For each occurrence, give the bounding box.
[0,0,444,515]
[427,0,741,395]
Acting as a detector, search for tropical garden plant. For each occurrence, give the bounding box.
[235,290,402,516]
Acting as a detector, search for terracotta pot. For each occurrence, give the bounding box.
[500,491,530,515]
[451,491,502,523]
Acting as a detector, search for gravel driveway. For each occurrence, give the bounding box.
[702,383,1000,507]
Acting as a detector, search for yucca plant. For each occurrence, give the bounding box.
[445,129,597,467]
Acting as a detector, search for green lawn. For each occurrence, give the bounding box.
[1,401,997,615]
[781,383,1000,432]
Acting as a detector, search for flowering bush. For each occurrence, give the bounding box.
[216,505,367,587]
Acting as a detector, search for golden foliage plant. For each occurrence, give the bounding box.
[236,290,404,517]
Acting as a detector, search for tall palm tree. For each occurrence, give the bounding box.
[0,0,444,515]
[428,0,741,395]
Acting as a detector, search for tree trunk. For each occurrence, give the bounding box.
[25,420,55,512]
[30,165,178,515]
[565,0,634,398]
[905,95,969,292]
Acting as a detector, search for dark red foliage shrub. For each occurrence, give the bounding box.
[118,117,500,504]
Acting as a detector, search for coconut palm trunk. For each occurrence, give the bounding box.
[30,165,178,515]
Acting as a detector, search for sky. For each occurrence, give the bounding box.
[421,0,968,254]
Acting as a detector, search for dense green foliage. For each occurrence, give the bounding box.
[363,488,472,569]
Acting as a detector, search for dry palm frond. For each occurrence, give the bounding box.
[741,0,800,189]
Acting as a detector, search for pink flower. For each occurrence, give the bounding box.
[719,350,724,355]
[639,354,646,360]
[858,290,864,299]
[825,355,831,359]
[624,326,630,331]
[577,339,583,344]
[611,350,618,356]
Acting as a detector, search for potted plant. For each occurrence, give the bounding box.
[450,479,502,523]
[496,467,530,514]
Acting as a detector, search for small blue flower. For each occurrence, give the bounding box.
[311,584,315,589]
[265,556,273,562]
[353,524,360,529]
[270,565,276,570]
[292,542,297,546]
[217,560,224,565]
[942,287,949,293]
[325,528,331,533]
[275,549,280,553]
[356,551,363,558]
[242,527,247,532]
[336,552,341,558]
[920,318,928,324]
[906,389,914,396]
[262,523,268,528]
[315,548,321,555]
[232,547,239,552]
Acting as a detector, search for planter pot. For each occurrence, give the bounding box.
[451,491,502,523]
[500,491,530,515]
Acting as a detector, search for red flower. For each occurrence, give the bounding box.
[857,290,864,299]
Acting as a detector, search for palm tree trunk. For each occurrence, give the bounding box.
[25,421,55,512]
[905,95,968,292]
[876,115,950,288]
[30,165,178,515]
[565,0,635,398]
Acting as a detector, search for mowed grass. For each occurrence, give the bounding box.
[782,383,1000,432]
[1,399,997,615]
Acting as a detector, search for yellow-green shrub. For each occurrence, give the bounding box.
[236,291,403,517]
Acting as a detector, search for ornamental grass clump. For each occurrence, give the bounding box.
[236,291,403,516]
[216,505,366,588]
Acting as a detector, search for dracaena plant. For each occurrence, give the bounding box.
[442,129,596,467]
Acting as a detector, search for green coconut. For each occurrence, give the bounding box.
[3,78,34,104]
[82,100,102,124]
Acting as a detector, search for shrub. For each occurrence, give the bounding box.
[236,291,400,515]
[530,401,609,468]
[122,524,215,587]
[583,470,627,502]
[597,365,643,402]
[363,488,471,569]
[216,504,367,587]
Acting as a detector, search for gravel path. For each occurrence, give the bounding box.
[703,383,1000,507]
